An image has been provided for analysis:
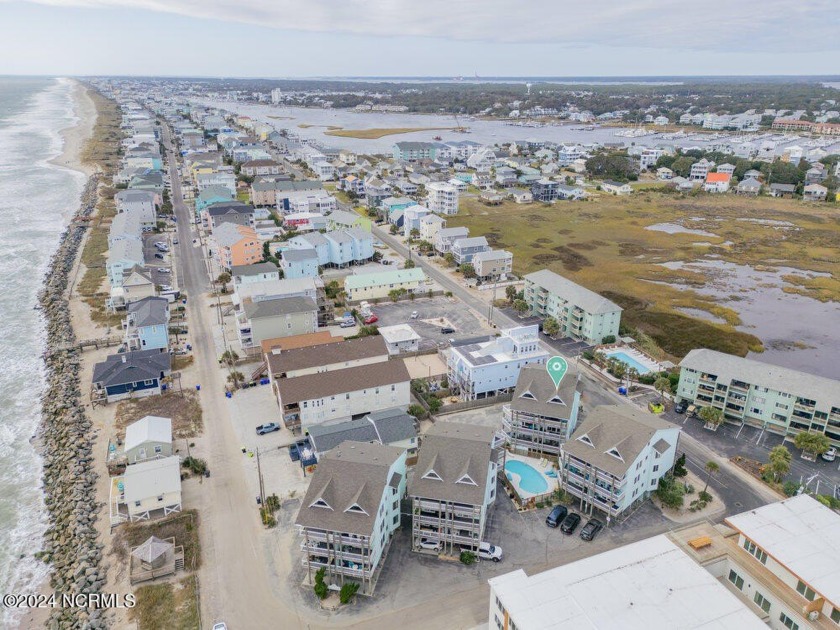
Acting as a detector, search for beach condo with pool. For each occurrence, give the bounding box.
[502,364,582,457]
[560,405,680,519]
[677,348,840,446]
[523,269,622,346]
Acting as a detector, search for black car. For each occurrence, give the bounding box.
[560,513,581,534]
[674,400,688,414]
[154,253,165,260]
[440,327,455,334]
[545,505,568,528]
[580,518,604,541]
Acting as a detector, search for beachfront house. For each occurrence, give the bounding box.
[560,405,679,518]
[123,296,170,351]
[523,269,622,346]
[110,456,182,525]
[92,349,172,405]
[502,364,582,457]
[295,441,407,595]
[409,422,502,557]
[123,415,173,465]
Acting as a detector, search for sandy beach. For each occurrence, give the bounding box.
[49,79,97,178]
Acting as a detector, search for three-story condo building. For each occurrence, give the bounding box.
[295,441,407,596]
[524,269,622,346]
[560,405,679,518]
[677,349,840,445]
[409,423,503,557]
[502,364,582,457]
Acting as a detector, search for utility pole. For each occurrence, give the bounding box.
[256,447,266,512]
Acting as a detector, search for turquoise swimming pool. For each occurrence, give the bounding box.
[505,460,549,495]
[605,350,652,375]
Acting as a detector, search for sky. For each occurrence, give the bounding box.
[0,0,838,77]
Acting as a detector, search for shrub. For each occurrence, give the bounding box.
[339,582,360,604]
[601,335,616,344]
[673,453,688,478]
[782,481,800,497]
[459,551,477,565]
[181,457,207,475]
[698,490,713,503]
[407,404,426,418]
[313,568,328,600]
[656,475,685,509]
[264,493,281,512]
[428,398,442,413]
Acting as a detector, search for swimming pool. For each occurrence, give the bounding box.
[604,350,653,375]
[505,460,549,495]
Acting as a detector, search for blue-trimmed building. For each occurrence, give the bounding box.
[92,349,172,404]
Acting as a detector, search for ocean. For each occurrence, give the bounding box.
[0,77,86,625]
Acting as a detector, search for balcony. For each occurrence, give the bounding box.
[302,558,371,579]
[301,530,368,546]
[300,542,368,563]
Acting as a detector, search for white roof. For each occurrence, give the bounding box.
[124,415,172,451]
[123,456,181,502]
[726,495,840,607]
[378,324,421,344]
[490,535,766,630]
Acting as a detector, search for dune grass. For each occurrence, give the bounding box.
[447,191,840,359]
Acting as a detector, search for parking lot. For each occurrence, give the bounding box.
[142,232,175,288]
[371,296,494,350]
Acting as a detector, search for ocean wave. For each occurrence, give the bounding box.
[0,77,86,628]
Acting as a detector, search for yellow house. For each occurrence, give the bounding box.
[344,268,427,301]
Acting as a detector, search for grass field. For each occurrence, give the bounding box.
[447,191,840,359]
[131,578,199,630]
[324,126,457,139]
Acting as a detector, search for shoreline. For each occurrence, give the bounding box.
[26,80,108,630]
[48,79,98,178]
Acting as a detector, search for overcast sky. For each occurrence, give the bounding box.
[1,0,838,77]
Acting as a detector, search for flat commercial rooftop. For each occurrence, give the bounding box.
[489,534,766,630]
[726,494,840,608]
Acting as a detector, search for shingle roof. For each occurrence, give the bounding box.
[281,248,318,262]
[275,360,410,405]
[127,296,169,327]
[510,364,579,420]
[562,405,673,477]
[680,348,840,409]
[525,269,622,315]
[307,408,416,455]
[409,422,496,506]
[242,296,317,320]
[92,349,171,388]
[295,441,405,536]
[206,202,254,216]
[267,336,387,376]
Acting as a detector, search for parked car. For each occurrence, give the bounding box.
[154,253,165,260]
[560,512,581,534]
[158,268,171,274]
[289,439,311,461]
[440,327,455,334]
[580,518,604,541]
[340,320,355,328]
[475,542,503,562]
[410,311,419,319]
[418,538,442,552]
[822,447,837,462]
[212,624,227,630]
[363,315,379,325]
[160,285,173,291]
[546,505,568,528]
[255,422,281,435]
[172,239,178,244]
[674,400,688,414]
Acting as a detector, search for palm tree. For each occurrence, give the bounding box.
[702,460,719,494]
[626,367,639,390]
[698,405,724,430]
[766,445,792,483]
[653,376,671,401]
[216,272,231,294]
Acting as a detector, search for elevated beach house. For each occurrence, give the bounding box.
[92,348,171,404]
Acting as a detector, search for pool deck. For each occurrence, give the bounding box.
[504,453,559,501]
[603,346,663,374]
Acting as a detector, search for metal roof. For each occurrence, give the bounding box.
[123,456,181,503]
[124,415,172,451]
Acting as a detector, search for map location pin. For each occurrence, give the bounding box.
[546,356,568,389]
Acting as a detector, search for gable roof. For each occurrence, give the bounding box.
[231,262,279,278]
[123,456,181,503]
[267,336,387,376]
[241,296,317,320]
[307,408,416,454]
[511,364,579,420]
[562,405,673,477]
[92,349,171,388]
[275,360,410,405]
[124,415,172,451]
[705,172,731,183]
[127,296,169,327]
[525,269,622,315]
[295,441,405,536]
[408,422,496,506]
